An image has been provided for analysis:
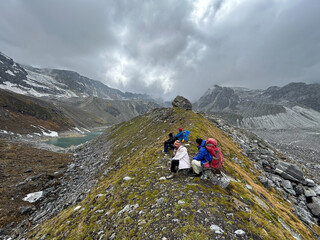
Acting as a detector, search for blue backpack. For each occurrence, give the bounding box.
[183,130,189,142]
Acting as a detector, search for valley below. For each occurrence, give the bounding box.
[252,127,320,184]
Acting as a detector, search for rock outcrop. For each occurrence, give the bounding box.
[171,96,192,110]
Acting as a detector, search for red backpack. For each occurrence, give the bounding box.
[202,138,223,170]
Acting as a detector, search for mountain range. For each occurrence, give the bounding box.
[194,83,320,129]
[0,51,159,134]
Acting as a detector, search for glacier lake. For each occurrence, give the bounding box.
[46,131,103,148]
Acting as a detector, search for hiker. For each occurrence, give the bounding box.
[191,138,212,177]
[166,140,190,179]
[174,128,185,141]
[163,133,176,153]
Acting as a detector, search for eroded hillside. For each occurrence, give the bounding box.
[0,89,74,134]
[25,108,320,239]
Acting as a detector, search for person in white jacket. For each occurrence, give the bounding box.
[166,140,190,179]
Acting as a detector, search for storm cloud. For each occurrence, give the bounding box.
[0,0,319,101]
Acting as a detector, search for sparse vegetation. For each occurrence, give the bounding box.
[25,108,320,239]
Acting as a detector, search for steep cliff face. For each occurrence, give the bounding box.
[21,108,319,240]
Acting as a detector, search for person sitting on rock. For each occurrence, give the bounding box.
[191,138,212,177]
[174,128,185,141]
[166,140,190,179]
[163,133,176,153]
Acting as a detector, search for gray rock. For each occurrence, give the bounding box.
[304,188,317,198]
[267,179,276,188]
[172,96,192,110]
[281,180,293,190]
[307,197,320,217]
[19,206,36,215]
[284,188,296,196]
[298,195,307,203]
[295,184,304,196]
[258,176,269,188]
[304,179,316,187]
[275,160,304,182]
[313,185,320,196]
[295,205,315,226]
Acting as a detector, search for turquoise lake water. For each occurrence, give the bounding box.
[46,131,103,148]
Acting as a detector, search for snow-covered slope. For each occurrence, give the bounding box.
[0,51,151,100]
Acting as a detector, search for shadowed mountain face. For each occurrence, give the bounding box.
[194,83,320,130]
[0,89,74,134]
[54,96,160,128]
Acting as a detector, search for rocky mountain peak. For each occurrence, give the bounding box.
[195,85,240,112]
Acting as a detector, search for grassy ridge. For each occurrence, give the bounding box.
[28,108,320,239]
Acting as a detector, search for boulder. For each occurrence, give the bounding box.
[313,185,320,196]
[275,161,304,183]
[305,179,316,187]
[172,96,192,110]
[304,188,317,198]
[281,180,293,190]
[307,197,320,217]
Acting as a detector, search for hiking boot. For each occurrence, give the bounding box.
[166,173,175,179]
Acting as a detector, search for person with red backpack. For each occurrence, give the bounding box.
[202,138,223,170]
[190,138,212,177]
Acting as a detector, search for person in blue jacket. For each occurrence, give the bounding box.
[191,138,212,177]
[174,128,184,141]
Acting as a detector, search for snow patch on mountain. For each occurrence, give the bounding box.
[5,70,15,76]
[25,69,79,98]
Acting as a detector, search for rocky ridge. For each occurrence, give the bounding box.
[4,107,320,239]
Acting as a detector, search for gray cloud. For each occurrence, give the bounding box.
[0,0,319,101]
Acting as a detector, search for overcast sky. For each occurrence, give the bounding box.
[0,0,319,101]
